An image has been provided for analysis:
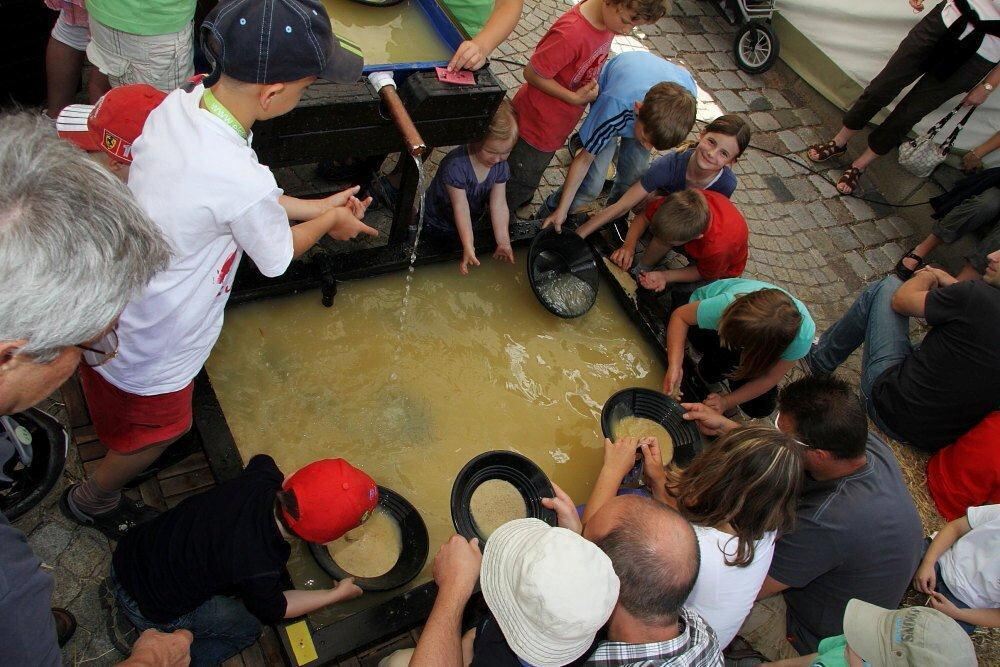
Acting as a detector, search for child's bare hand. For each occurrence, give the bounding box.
[543,209,567,232]
[493,244,514,264]
[448,40,487,72]
[333,577,363,601]
[663,365,683,397]
[610,244,635,271]
[460,249,480,275]
[541,483,582,534]
[574,80,599,105]
[913,562,937,594]
[926,591,960,618]
[347,195,373,219]
[320,185,362,211]
[638,270,670,292]
[328,208,379,241]
[703,392,729,414]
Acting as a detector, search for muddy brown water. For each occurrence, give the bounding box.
[205,260,664,624]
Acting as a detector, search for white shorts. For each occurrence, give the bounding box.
[86,18,194,91]
[51,10,90,52]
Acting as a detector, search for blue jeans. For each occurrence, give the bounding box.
[109,573,262,665]
[541,137,650,215]
[806,276,910,439]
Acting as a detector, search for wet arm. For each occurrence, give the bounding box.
[666,303,698,370]
[489,182,511,248]
[553,150,597,218]
[722,359,793,411]
[577,182,649,238]
[448,185,476,255]
[291,209,340,258]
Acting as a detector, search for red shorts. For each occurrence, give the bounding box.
[79,365,193,453]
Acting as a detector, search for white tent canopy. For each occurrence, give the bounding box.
[777,0,1000,165]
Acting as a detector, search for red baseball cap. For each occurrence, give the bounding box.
[282,458,379,544]
[56,84,167,164]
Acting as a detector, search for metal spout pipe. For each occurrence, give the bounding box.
[378,84,427,157]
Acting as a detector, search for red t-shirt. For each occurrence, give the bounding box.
[511,3,613,153]
[643,190,748,279]
[927,412,1000,521]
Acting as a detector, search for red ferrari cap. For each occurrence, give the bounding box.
[282,458,379,544]
[55,84,166,164]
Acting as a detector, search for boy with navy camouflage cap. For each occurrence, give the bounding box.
[63,0,381,539]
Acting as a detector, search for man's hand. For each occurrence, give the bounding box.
[573,81,599,106]
[542,209,567,233]
[460,249,480,275]
[610,244,635,271]
[638,270,670,292]
[920,265,958,287]
[541,482,582,534]
[681,401,738,437]
[433,535,482,601]
[493,244,514,264]
[602,436,641,480]
[913,562,937,594]
[331,577,364,602]
[123,629,193,667]
[327,208,379,241]
[448,40,487,72]
[639,438,666,488]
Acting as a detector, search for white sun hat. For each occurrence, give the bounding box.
[480,518,620,667]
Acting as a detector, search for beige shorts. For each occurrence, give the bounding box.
[737,594,801,661]
[87,18,194,91]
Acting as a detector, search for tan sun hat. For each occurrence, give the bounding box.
[843,599,977,667]
[480,518,620,667]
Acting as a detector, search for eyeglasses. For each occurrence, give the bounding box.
[76,329,119,368]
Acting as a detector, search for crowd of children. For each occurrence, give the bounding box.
[3,0,998,664]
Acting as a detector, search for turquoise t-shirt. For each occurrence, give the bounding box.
[441,0,493,37]
[690,278,816,361]
[87,0,195,35]
[812,635,849,667]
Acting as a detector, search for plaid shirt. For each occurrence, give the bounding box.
[583,608,722,667]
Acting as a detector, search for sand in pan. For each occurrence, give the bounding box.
[327,507,402,578]
[470,479,527,538]
[613,416,675,464]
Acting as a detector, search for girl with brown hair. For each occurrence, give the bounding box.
[664,278,816,417]
[645,425,805,647]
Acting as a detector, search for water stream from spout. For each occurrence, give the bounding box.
[391,154,426,381]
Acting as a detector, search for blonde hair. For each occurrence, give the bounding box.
[668,425,803,567]
[638,82,696,151]
[719,289,802,380]
[650,190,709,244]
[484,99,518,144]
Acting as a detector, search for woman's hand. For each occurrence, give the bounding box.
[962,150,984,173]
[962,84,992,107]
[909,0,924,11]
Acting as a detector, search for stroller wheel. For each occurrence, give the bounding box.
[734,21,780,74]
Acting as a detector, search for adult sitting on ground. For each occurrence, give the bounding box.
[389,518,620,667]
[802,252,1000,452]
[805,0,1000,195]
[683,375,924,659]
[896,130,1000,281]
[0,112,188,666]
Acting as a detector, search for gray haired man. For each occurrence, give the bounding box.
[0,112,188,666]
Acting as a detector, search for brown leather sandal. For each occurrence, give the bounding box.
[806,140,847,163]
[837,166,863,195]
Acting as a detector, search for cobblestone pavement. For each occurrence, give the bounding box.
[17,1,967,664]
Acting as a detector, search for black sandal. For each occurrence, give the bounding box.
[894,249,926,281]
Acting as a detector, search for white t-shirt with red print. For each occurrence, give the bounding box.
[96,84,293,395]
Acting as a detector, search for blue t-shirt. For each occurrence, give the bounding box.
[424,146,510,233]
[578,51,697,156]
[639,148,737,197]
[690,278,816,361]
